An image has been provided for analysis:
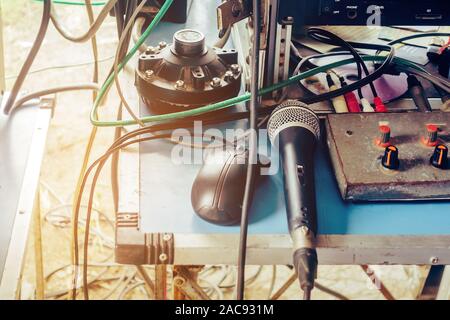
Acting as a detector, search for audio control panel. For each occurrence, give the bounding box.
[278,0,450,30]
[326,112,450,202]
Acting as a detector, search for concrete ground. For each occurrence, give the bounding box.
[2,0,429,299]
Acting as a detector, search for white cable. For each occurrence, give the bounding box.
[50,0,119,43]
[5,56,115,80]
[198,277,224,300]
[361,98,375,112]
[132,17,147,53]
[267,265,277,299]
[10,83,100,113]
[118,281,150,300]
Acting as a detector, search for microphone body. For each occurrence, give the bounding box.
[267,100,320,294]
[279,126,317,237]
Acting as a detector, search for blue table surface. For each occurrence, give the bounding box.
[139,138,450,236]
[139,0,450,236]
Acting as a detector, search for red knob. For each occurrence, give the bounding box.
[422,124,439,147]
[375,125,391,148]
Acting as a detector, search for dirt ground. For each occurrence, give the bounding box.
[2,0,429,300]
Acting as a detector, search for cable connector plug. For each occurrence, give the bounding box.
[442,99,450,112]
[361,98,374,112]
[407,75,433,113]
[435,86,450,112]
[293,247,318,297]
[344,92,361,113]
[327,74,348,113]
[374,97,387,113]
[339,76,360,113]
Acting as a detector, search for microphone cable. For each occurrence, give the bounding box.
[236,0,261,300]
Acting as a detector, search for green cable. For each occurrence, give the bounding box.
[91,0,174,127]
[92,54,421,127]
[89,0,426,127]
[34,0,106,5]
[34,0,442,127]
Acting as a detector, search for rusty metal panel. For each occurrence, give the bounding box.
[325,112,450,202]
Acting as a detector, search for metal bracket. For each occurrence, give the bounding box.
[229,0,269,89]
[0,93,55,116]
[144,232,174,265]
[39,96,56,118]
[115,212,175,265]
[272,17,293,99]
[217,0,252,35]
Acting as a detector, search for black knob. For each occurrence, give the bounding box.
[381,145,400,170]
[430,144,448,169]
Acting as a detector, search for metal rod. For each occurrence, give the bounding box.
[33,189,45,299]
[270,272,297,300]
[361,265,395,300]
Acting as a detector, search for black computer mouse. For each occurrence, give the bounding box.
[191,146,262,226]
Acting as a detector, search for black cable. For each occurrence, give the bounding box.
[291,28,413,105]
[121,0,138,56]
[404,67,450,93]
[308,28,378,99]
[3,0,51,115]
[321,32,450,58]
[307,28,378,99]
[295,47,396,105]
[292,43,448,104]
[104,0,139,81]
[114,1,125,38]
[236,0,260,301]
[301,51,450,104]
[381,32,450,54]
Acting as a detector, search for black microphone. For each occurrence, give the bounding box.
[267,100,320,299]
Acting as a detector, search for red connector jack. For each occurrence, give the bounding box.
[344,92,361,113]
[339,76,360,113]
[374,97,388,113]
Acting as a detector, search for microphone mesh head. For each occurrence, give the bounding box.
[267,100,320,143]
